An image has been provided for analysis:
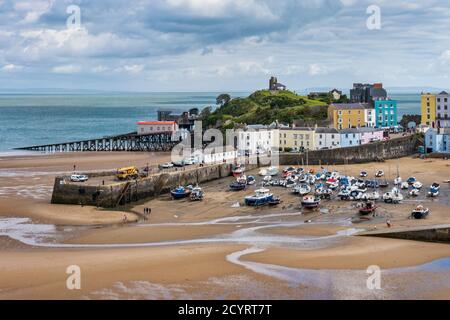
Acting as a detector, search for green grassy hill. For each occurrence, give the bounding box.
[203,90,328,129]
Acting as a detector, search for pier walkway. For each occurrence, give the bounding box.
[16,131,178,152]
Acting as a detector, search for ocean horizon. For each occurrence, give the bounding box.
[0,92,421,152]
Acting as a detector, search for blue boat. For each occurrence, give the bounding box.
[170,186,192,199]
[407,177,417,185]
[245,188,274,206]
[229,181,246,191]
[427,183,440,197]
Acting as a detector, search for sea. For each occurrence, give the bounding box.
[0,92,421,153]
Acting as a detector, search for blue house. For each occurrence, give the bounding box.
[425,128,450,153]
[375,99,398,128]
[339,129,362,148]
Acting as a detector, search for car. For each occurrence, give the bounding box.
[161,162,174,169]
[370,137,381,143]
[172,160,185,167]
[70,174,89,182]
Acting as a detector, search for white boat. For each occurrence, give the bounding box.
[394,176,402,185]
[266,166,279,176]
[237,175,247,184]
[400,182,409,190]
[409,188,420,197]
[263,175,272,182]
[383,187,403,204]
[301,195,321,209]
[427,183,440,197]
[412,181,423,189]
[246,176,256,185]
[294,184,311,196]
[258,168,268,176]
[361,191,380,201]
[360,171,368,178]
[190,187,204,201]
[375,170,384,177]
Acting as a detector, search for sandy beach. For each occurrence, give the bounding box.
[0,152,449,299]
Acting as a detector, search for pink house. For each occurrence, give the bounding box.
[359,128,384,145]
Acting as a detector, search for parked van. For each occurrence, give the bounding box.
[116,167,139,180]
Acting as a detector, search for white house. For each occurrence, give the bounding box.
[137,121,178,135]
[314,128,340,150]
[364,108,376,127]
[237,125,279,155]
[202,147,238,164]
[436,91,450,128]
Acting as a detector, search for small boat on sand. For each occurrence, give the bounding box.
[245,188,274,206]
[407,177,417,185]
[428,183,440,197]
[375,170,384,178]
[411,205,429,219]
[394,176,402,185]
[301,195,321,209]
[171,186,192,199]
[378,179,389,188]
[268,196,282,206]
[246,176,256,185]
[190,187,204,201]
[409,188,420,197]
[232,164,246,177]
[383,187,403,204]
[361,192,380,201]
[400,182,409,190]
[359,201,377,215]
[360,171,368,178]
[229,182,246,191]
[294,184,311,196]
[412,181,423,189]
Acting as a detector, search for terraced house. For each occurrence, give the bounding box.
[328,103,372,129]
[421,93,437,128]
[278,127,315,152]
[436,91,449,128]
[374,98,398,128]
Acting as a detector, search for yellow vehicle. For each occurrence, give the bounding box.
[116,166,139,180]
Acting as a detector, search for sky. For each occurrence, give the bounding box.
[0,0,450,92]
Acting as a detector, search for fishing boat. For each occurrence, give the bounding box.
[301,195,321,209]
[375,170,384,177]
[307,175,316,185]
[263,175,272,183]
[229,181,246,191]
[359,201,377,215]
[232,164,246,177]
[315,187,333,200]
[407,176,417,185]
[427,184,440,197]
[338,188,351,200]
[360,171,368,178]
[411,205,429,219]
[383,187,403,204]
[409,188,420,197]
[412,181,423,189]
[190,187,204,201]
[171,186,192,199]
[246,176,256,185]
[394,176,402,185]
[400,182,409,190]
[244,188,274,206]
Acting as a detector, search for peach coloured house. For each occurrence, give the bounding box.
[359,127,384,145]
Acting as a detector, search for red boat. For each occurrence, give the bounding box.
[359,201,377,215]
[232,164,245,177]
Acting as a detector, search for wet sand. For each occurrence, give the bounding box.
[0,152,449,299]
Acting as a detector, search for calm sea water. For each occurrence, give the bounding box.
[0,92,420,152]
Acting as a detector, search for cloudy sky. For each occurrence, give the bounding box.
[0,0,450,92]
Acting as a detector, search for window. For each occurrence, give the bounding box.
[350,140,352,145]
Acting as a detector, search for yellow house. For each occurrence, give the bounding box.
[328,103,370,129]
[421,93,437,127]
[279,127,315,151]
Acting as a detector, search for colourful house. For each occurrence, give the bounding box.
[359,127,384,144]
[425,128,450,153]
[374,99,398,128]
[339,129,362,148]
[421,93,437,128]
[328,103,372,129]
[279,127,315,151]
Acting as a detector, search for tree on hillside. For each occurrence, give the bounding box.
[216,93,231,106]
